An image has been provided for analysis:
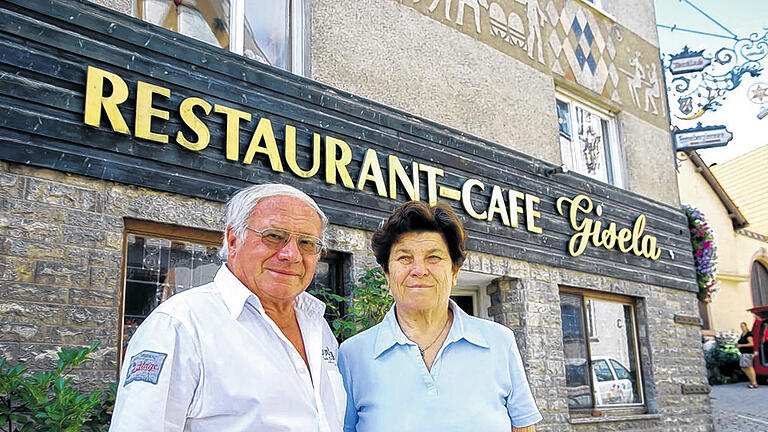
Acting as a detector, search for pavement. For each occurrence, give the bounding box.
[710,382,768,432]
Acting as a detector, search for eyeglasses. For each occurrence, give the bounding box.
[245,227,325,255]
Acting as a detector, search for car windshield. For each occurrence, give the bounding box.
[593,359,613,382]
[610,359,632,380]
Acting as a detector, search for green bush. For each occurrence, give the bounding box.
[312,267,393,340]
[704,338,744,385]
[0,342,116,432]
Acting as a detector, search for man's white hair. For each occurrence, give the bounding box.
[219,184,328,259]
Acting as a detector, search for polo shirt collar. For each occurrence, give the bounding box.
[445,299,489,349]
[215,264,326,320]
[372,299,489,358]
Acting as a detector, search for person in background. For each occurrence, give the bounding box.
[338,201,542,431]
[737,321,758,389]
[110,183,346,431]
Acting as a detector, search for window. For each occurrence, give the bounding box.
[134,0,306,73]
[556,94,623,187]
[560,291,643,410]
[751,260,768,307]
[121,220,223,357]
[307,251,349,325]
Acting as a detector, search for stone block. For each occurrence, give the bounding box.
[89,266,120,290]
[51,325,118,347]
[89,249,122,267]
[0,301,62,325]
[69,369,119,393]
[325,225,366,251]
[62,226,105,249]
[0,256,34,282]
[15,343,62,370]
[0,214,63,242]
[0,341,19,359]
[0,322,45,341]
[69,288,118,307]
[0,236,28,256]
[25,178,102,212]
[0,281,68,303]
[0,173,23,199]
[34,260,88,286]
[105,231,123,250]
[62,305,115,327]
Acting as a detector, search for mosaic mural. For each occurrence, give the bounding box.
[402,0,668,128]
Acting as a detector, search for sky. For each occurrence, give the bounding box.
[654,0,768,166]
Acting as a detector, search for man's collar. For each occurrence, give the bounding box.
[372,299,489,359]
[215,264,326,320]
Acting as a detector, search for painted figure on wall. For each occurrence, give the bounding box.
[626,50,646,108]
[644,62,660,115]
[422,0,489,34]
[524,0,546,63]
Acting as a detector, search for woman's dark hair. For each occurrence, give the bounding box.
[371,201,467,273]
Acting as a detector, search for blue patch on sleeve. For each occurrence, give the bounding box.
[125,350,167,386]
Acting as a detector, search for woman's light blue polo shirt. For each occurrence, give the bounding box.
[338,301,542,432]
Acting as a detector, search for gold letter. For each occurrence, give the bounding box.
[135,81,171,143]
[325,136,354,188]
[600,222,618,250]
[419,164,444,206]
[389,156,419,201]
[357,149,387,197]
[461,179,487,220]
[630,215,647,256]
[525,194,543,234]
[508,190,524,228]
[176,97,212,151]
[214,104,252,161]
[285,128,321,178]
[487,185,510,226]
[616,228,633,253]
[83,66,130,134]
[243,118,283,171]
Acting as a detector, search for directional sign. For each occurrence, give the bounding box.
[674,123,733,151]
[668,46,711,75]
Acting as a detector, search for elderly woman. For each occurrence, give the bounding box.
[338,201,542,431]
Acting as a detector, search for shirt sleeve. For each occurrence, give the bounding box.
[337,344,359,432]
[109,311,201,432]
[504,333,543,428]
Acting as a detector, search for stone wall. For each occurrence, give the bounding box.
[472,251,713,432]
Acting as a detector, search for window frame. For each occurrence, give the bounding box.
[559,287,646,411]
[118,219,224,369]
[134,0,307,75]
[555,91,624,188]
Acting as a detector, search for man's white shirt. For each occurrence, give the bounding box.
[110,265,346,432]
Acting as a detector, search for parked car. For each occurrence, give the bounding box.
[565,356,637,407]
[591,356,635,405]
[748,305,768,381]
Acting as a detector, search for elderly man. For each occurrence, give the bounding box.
[110,184,346,431]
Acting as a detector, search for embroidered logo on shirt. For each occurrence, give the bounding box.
[125,350,167,386]
[322,347,336,365]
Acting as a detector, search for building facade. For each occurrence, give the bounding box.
[677,148,768,335]
[0,0,712,430]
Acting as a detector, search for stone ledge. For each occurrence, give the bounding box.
[569,413,663,424]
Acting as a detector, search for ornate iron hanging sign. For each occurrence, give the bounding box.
[664,31,767,120]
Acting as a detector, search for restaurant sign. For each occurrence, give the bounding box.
[83,66,662,261]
